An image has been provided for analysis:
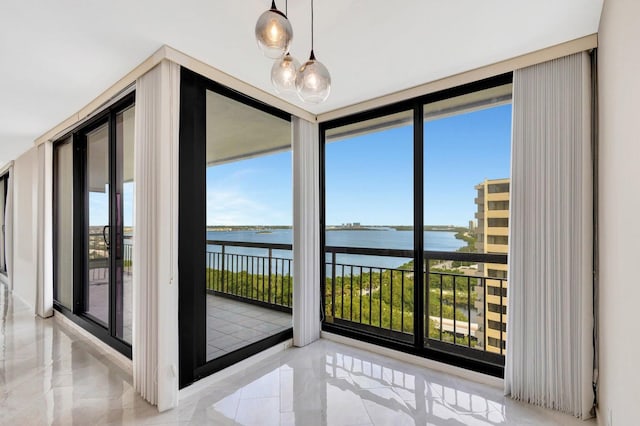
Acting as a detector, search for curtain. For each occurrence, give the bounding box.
[292,117,321,347]
[36,142,54,318]
[504,52,593,418]
[133,60,180,411]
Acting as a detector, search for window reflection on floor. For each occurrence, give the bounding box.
[202,340,583,426]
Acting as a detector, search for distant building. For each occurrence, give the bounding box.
[473,178,509,354]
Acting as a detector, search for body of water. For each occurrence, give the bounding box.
[206,229,465,270]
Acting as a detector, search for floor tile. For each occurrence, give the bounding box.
[0,283,596,426]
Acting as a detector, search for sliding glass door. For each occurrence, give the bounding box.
[53,94,135,355]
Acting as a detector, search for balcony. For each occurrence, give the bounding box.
[486,192,509,201]
[487,226,509,236]
[205,240,293,360]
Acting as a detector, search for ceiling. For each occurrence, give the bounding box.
[0,0,603,167]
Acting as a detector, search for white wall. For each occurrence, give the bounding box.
[11,146,38,312]
[597,0,640,424]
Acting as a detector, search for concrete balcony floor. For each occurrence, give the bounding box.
[0,283,592,425]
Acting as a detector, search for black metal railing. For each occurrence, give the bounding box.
[123,236,133,274]
[425,251,507,358]
[202,239,508,364]
[88,232,108,281]
[88,233,134,277]
[206,240,293,312]
[324,246,508,360]
[325,246,415,343]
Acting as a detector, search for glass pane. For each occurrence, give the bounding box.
[324,110,414,343]
[54,139,74,308]
[423,84,512,354]
[205,89,292,362]
[86,123,110,325]
[115,106,135,343]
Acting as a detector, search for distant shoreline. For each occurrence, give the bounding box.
[207,225,468,232]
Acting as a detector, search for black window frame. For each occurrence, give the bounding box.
[178,68,293,389]
[52,92,135,358]
[320,73,513,378]
[0,172,8,274]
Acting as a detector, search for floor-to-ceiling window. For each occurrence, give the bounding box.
[53,93,135,356]
[422,85,512,361]
[323,110,415,344]
[204,90,292,362]
[321,75,512,376]
[179,69,293,387]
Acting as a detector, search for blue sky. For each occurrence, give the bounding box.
[201,103,512,227]
[89,182,135,227]
[90,104,511,228]
[207,153,293,226]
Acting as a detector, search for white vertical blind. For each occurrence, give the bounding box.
[292,117,321,347]
[36,142,53,318]
[52,141,74,308]
[133,60,180,411]
[504,52,593,418]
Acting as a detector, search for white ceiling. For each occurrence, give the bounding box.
[0,0,603,167]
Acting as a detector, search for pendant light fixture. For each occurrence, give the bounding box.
[296,0,331,103]
[271,0,301,94]
[255,0,293,59]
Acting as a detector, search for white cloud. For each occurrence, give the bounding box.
[206,187,291,225]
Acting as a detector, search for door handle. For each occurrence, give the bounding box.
[102,225,110,250]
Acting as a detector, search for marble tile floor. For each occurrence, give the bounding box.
[0,283,595,425]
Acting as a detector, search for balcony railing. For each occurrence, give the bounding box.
[88,233,134,278]
[203,239,508,366]
[324,247,508,364]
[206,240,293,312]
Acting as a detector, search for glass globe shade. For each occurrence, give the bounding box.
[271,53,301,94]
[254,4,293,59]
[296,52,331,104]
